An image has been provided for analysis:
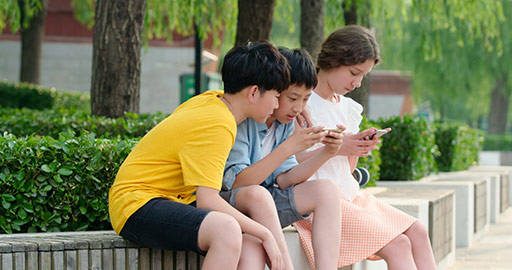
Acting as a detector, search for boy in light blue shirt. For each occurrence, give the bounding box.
[222,48,344,270]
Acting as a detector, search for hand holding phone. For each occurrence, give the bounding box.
[369,129,389,140]
[323,127,343,133]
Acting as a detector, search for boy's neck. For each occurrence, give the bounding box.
[221,93,246,125]
[265,116,276,128]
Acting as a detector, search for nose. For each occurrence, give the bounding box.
[274,98,279,109]
[292,101,301,113]
[353,76,363,88]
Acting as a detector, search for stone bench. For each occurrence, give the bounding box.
[439,171,502,223]
[0,186,457,270]
[0,231,203,270]
[364,186,456,270]
[469,166,512,212]
[378,174,490,247]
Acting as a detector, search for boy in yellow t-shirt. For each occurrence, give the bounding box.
[109,42,293,270]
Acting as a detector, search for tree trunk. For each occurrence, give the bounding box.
[235,0,276,46]
[343,0,371,112]
[487,73,509,134]
[91,0,146,118]
[300,0,323,62]
[19,0,48,84]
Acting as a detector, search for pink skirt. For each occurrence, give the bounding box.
[293,191,417,268]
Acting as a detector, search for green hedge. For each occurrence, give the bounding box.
[435,124,484,172]
[0,81,90,112]
[0,107,167,139]
[358,117,381,187]
[483,133,512,151]
[0,81,54,110]
[0,132,138,233]
[376,115,439,180]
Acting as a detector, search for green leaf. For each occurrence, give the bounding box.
[57,168,73,176]
[17,209,27,219]
[1,200,11,209]
[79,206,87,215]
[41,164,52,173]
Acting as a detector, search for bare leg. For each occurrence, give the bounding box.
[403,221,436,270]
[293,179,342,270]
[237,234,267,270]
[235,185,294,269]
[375,234,417,270]
[198,212,243,270]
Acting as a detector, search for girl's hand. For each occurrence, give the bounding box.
[321,124,345,155]
[287,126,326,154]
[337,128,379,157]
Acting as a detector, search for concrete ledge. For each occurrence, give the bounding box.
[365,186,456,270]
[439,171,501,223]
[0,186,458,270]
[0,231,203,270]
[378,176,489,247]
[470,166,512,209]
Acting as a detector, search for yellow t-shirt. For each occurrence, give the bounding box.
[109,90,236,234]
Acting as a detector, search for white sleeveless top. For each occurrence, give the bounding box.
[307,91,363,201]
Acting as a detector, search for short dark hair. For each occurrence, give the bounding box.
[278,47,317,90]
[317,25,380,71]
[221,42,290,94]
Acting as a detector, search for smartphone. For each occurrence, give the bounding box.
[323,128,343,133]
[369,129,389,140]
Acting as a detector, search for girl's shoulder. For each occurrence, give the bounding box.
[340,95,363,115]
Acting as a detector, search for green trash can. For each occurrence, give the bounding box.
[179,72,223,103]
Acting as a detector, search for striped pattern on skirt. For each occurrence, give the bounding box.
[293,192,417,269]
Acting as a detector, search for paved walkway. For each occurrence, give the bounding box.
[447,207,512,270]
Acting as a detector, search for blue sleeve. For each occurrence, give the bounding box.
[223,120,252,190]
[268,122,298,185]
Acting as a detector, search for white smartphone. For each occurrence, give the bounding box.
[369,129,389,139]
[323,127,343,133]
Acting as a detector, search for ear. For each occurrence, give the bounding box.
[247,85,260,104]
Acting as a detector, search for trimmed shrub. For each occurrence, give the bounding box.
[435,124,484,172]
[51,90,91,113]
[483,133,512,151]
[0,81,90,112]
[0,107,166,139]
[0,132,138,233]
[0,81,54,110]
[358,117,381,187]
[376,115,439,180]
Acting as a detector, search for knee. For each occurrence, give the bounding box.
[241,186,276,214]
[390,234,413,251]
[205,212,243,251]
[407,221,431,241]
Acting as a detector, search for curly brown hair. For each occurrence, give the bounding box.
[317,25,380,71]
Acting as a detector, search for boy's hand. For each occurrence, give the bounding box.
[321,124,345,155]
[286,126,326,154]
[337,128,379,157]
[261,232,285,270]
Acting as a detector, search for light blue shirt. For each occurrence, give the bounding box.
[223,118,298,190]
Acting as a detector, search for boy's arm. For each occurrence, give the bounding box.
[195,187,282,267]
[276,130,343,189]
[229,125,325,189]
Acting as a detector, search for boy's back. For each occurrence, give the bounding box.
[109,90,236,233]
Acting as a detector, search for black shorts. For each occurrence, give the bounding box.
[120,198,211,255]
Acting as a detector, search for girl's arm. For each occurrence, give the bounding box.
[348,155,359,172]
